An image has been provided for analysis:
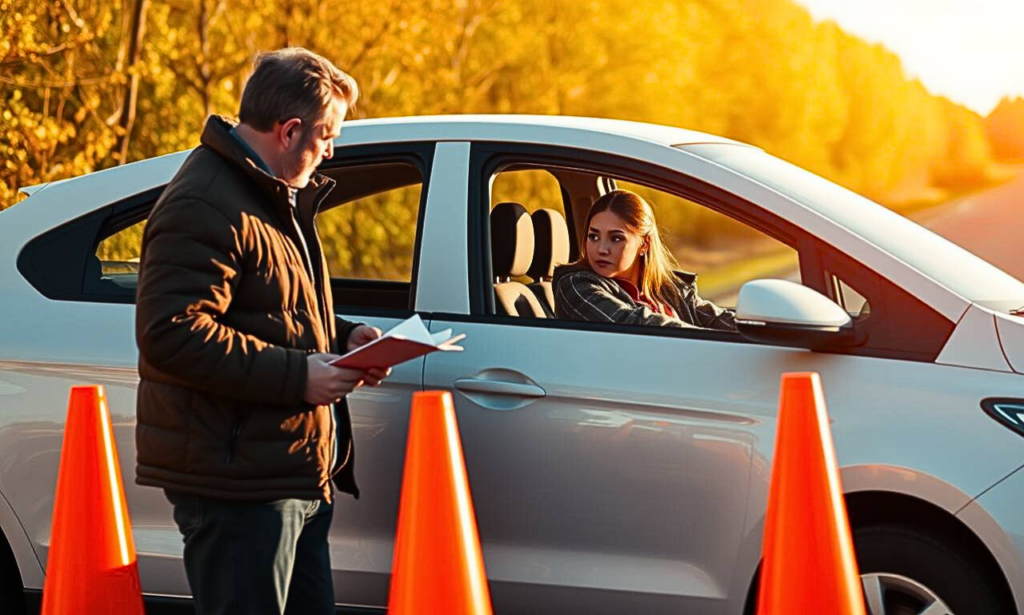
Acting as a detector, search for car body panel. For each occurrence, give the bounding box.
[996,312,1024,374]
[422,314,1024,613]
[961,463,1024,613]
[937,304,1014,373]
[335,114,743,149]
[414,142,472,315]
[0,479,42,589]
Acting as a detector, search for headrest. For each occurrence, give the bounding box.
[527,209,570,280]
[490,202,535,279]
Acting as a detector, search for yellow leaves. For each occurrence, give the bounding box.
[0,0,1005,213]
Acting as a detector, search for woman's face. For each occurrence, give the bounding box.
[586,211,645,282]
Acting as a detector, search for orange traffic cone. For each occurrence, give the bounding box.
[41,386,144,615]
[757,373,866,615]
[388,391,493,614]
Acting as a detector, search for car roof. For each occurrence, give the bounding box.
[15,115,739,198]
[336,114,742,148]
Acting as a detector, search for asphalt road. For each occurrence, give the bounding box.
[912,173,1024,282]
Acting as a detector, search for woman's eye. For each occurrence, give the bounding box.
[587,234,599,242]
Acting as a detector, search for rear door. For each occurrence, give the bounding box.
[0,142,441,609]
[313,143,438,607]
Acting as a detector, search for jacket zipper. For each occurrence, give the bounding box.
[227,421,243,463]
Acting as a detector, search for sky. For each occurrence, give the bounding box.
[796,0,1024,116]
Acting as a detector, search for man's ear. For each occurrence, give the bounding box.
[278,118,303,149]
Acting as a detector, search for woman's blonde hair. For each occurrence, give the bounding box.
[579,189,683,308]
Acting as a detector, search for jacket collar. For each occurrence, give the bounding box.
[200,115,335,222]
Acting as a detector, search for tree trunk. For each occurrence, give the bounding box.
[115,0,149,165]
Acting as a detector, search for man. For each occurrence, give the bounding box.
[135,48,388,615]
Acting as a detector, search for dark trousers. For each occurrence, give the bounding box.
[165,490,335,615]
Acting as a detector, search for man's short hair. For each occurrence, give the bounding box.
[239,47,359,132]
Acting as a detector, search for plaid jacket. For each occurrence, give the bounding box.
[552,265,736,331]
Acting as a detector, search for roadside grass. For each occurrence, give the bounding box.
[697,250,800,302]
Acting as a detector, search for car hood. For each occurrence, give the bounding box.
[995,312,1024,374]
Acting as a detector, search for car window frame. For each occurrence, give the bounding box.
[16,141,435,318]
[316,142,435,318]
[463,142,810,346]
[461,142,955,362]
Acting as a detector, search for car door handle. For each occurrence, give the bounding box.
[453,378,546,398]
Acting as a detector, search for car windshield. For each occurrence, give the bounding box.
[681,143,1024,312]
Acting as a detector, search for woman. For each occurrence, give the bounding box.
[553,189,736,331]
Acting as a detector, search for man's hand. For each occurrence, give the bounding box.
[345,325,393,387]
[303,353,367,405]
[347,324,383,352]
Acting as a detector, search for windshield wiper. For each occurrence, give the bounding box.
[1011,306,1024,316]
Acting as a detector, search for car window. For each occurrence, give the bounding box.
[833,275,870,317]
[491,168,565,216]
[30,154,430,309]
[95,220,145,290]
[489,168,567,286]
[316,157,430,312]
[685,143,1024,311]
[316,162,423,283]
[614,179,800,309]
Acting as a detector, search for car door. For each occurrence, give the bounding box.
[0,143,439,609]
[415,143,808,614]
[297,144,441,608]
[417,141,1008,615]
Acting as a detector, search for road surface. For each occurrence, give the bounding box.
[913,173,1024,282]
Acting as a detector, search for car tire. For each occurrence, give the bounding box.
[854,523,1013,615]
[0,533,26,615]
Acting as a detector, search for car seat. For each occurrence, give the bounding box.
[527,208,570,317]
[490,202,547,318]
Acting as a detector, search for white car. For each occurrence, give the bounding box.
[2,115,1024,615]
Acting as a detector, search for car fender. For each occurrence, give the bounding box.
[727,463,1015,614]
[0,488,44,590]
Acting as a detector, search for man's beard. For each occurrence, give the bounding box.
[281,132,315,187]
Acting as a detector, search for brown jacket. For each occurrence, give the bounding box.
[135,115,360,502]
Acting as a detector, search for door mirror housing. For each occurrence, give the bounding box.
[735,279,859,351]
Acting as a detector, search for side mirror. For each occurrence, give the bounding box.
[735,279,859,351]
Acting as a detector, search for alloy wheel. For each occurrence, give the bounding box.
[862,573,953,615]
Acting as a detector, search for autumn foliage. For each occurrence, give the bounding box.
[985,97,1024,162]
[0,0,1011,212]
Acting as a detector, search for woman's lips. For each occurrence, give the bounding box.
[594,260,612,268]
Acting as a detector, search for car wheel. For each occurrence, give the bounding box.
[0,534,26,615]
[855,523,1013,615]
